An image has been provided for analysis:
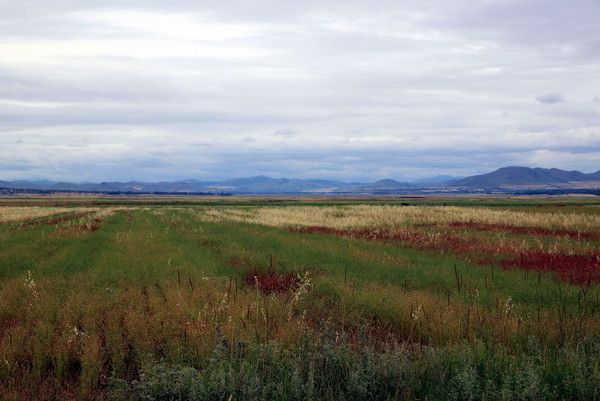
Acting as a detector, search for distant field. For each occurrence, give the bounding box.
[0,196,598,400]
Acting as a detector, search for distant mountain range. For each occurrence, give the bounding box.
[0,176,418,195]
[1,166,599,195]
[449,166,600,189]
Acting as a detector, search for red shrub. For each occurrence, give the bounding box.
[245,270,301,295]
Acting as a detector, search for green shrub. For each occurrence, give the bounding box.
[110,332,600,401]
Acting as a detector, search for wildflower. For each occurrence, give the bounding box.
[293,271,311,303]
[65,324,85,344]
[24,270,36,290]
[176,289,183,307]
[216,291,229,313]
[411,305,424,322]
[504,296,514,316]
[24,270,38,305]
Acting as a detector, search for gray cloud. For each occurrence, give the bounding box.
[536,94,565,104]
[0,0,599,181]
[272,129,298,138]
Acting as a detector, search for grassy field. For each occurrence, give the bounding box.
[0,196,599,400]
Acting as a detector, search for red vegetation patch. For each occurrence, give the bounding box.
[500,252,600,284]
[290,226,431,245]
[289,226,600,284]
[0,314,23,337]
[424,221,600,241]
[245,270,301,295]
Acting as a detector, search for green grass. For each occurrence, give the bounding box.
[155,209,597,312]
[0,201,598,400]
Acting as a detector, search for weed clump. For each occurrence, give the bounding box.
[245,270,301,295]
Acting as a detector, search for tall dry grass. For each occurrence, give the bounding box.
[0,206,118,224]
[198,205,600,232]
[2,269,596,399]
[0,207,74,223]
[0,271,311,398]
[309,279,600,347]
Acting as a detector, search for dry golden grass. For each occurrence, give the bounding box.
[0,272,311,396]
[52,208,123,237]
[0,207,75,223]
[317,279,600,346]
[0,206,124,224]
[198,205,600,232]
[2,269,594,398]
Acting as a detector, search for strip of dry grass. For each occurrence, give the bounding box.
[0,206,121,225]
[198,205,600,232]
[52,209,122,237]
[0,207,76,223]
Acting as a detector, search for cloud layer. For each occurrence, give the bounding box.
[1,0,599,181]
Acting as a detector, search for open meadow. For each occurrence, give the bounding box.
[0,196,599,400]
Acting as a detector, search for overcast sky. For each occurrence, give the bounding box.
[1,0,599,181]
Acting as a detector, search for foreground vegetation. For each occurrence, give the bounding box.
[0,197,598,400]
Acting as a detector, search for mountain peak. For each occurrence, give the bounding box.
[374,179,402,186]
[451,166,597,188]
